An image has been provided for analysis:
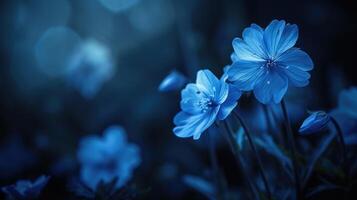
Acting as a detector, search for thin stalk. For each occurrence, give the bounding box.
[330,116,347,164]
[330,116,349,192]
[232,111,272,200]
[209,128,225,200]
[221,121,260,200]
[262,105,274,134]
[280,99,301,200]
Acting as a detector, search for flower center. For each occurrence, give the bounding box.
[265,59,277,69]
[198,98,214,113]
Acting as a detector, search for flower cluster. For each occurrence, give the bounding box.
[173,19,314,139]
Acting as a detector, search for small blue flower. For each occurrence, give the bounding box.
[1,175,50,200]
[158,70,187,92]
[227,20,314,104]
[173,69,241,140]
[299,111,330,135]
[77,126,141,190]
[66,39,115,99]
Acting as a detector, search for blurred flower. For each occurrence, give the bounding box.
[173,70,241,140]
[330,87,357,145]
[182,175,215,200]
[77,126,141,190]
[1,175,50,200]
[158,70,187,92]
[338,87,357,118]
[66,39,115,98]
[299,111,330,135]
[226,19,314,104]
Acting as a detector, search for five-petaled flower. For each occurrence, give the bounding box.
[173,69,241,140]
[77,126,141,190]
[226,20,314,104]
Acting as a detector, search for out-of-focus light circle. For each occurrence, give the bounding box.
[35,26,82,77]
[127,0,174,35]
[98,0,140,13]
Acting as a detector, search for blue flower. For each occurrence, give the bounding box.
[299,111,330,135]
[227,20,314,104]
[66,39,115,99]
[77,126,141,190]
[158,70,187,92]
[1,175,50,200]
[173,70,241,140]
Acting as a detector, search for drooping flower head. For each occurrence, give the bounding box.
[77,126,141,190]
[1,175,50,200]
[158,70,187,92]
[299,111,330,135]
[226,20,314,104]
[173,69,241,140]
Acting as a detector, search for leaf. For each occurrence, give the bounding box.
[302,131,335,187]
[255,134,294,180]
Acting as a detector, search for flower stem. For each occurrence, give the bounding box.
[232,111,273,200]
[208,128,225,200]
[221,120,260,200]
[329,116,347,170]
[280,99,301,200]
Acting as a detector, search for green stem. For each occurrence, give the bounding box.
[221,120,260,200]
[280,99,302,200]
[232,111,273,200]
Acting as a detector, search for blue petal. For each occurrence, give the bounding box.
[242,23,267,58]
[196,70,228,104]
[253,71,288,104]
[227,60,265,91]
[230,52,238,62]
[180,98,202,114]
[279,64,311,87]
[263,20,286,58]
[213,80,229,105]
[181,83,200,100]
[173,108,219,140]
[217,84,242,120]
[158,70,187,92]
[276,23,298,55]
[277,48,313,71]
[232,38,265,62]
[196,70,220,96]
